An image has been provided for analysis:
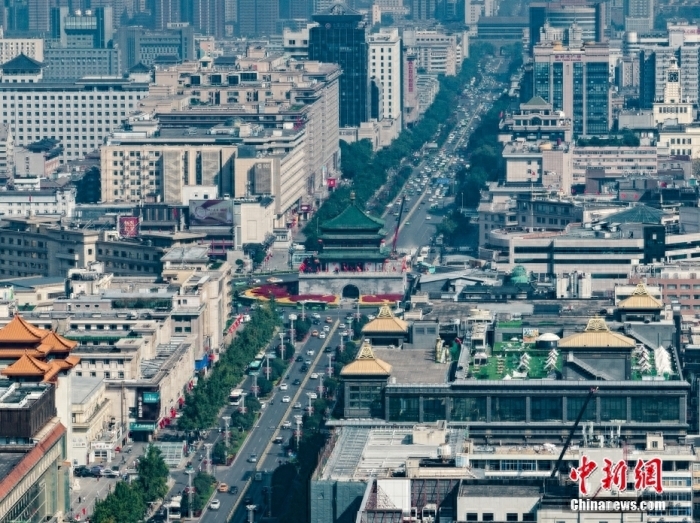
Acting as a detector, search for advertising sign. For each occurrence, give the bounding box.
[142,392,160,403]
[327,178,337,188]
[570,456,663,495]
[189,199,234,227]
[407,59,415,92]
[130,422,156,431]
[119,216,140,238]
[300,204,311,212]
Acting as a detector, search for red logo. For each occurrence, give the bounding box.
[570,456,664,495]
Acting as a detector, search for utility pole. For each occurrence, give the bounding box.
[295,417,302,449]
[222,416,231,449]
[185,469,194,520]
[288,313,297,352]
[306,392,313,414]
[265,354,271,381]
[240,392,247,414]
[339,332,344,353]
[301,301,306,320]
[279,332,285,358]
[327,354,333,377]
[318,373,324,397]
[252,374,258,399]
[204,443,213,475]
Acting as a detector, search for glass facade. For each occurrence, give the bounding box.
[492,396,526,422]
[631,396,680,422]
[347,384,383,417]
[310,12,369,128]
[573,62,584,136]
[585,62,609,134]
[600,397,627,421]
[552,63,564,111]
[423,397,447,422]
[567,396,596,422]
[451,397,487,422]
[388,396,419,422]
[531,397,563,422]
[534,62,550,103]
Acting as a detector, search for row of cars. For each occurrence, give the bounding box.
[74,465,124,478]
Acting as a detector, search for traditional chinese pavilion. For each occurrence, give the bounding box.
[0,315,80,383]
[299,193,405,298]
[361,305,409,348]
[340,339,392,418]
[616,282,663,322]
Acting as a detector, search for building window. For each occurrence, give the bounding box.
[492,396,526,422]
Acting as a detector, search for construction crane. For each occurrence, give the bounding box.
[391,196,406,257]
[550,387,598,478]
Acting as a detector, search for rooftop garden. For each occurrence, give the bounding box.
[469,342,560,380]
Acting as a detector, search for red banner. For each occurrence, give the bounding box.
[119,216,140,237]
[327,178,337,188]
[227,314,243,334]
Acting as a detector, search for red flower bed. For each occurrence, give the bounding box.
[289,294,337,303]
[250,285,289,298]
[361,294,403,303]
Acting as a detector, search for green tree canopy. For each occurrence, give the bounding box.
[136,445,169,504]
[92,481,146,523]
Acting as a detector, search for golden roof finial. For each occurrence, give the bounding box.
[631,282,650,296]
[376,305,393,319]
[356,339,377,360]
[585,316,609,332]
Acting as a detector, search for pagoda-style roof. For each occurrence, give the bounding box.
[340,339,392,376]
[320,195,384,234]
[0,315,49,343]
[362,305,409,334]
[2,53,44,73]
[618,282,663,310]
[1,352,50,377]
[558,317,636,349]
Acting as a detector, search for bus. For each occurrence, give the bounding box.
[229,388,244,407]
[296,300,327,311]
[248,360,262,376]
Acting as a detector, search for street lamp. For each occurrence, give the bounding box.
[247,505,257,523]
[306,392,314,414]
[288,313,297,352]
[252,374,258,399]
[222,416,231,449]
[240,392,247,414]
[265,354,271,381]
[295,417,302,449]
[279,332,285,362]
[204,443,213,475]
[318,373,324,397]
[327,354,333,378]
[185,469,194,520]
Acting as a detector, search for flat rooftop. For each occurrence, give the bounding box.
[319,426,467,481]
[373,349,450,384]
[71,376,104,405]
[0,383,52,409]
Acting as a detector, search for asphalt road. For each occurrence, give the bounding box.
[168,307,361,523]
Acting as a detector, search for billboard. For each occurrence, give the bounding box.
[327,177,337,188]
[407,58,415,93]
[119,216,140,237]
[189,199,234,227]
[522,328,539,343]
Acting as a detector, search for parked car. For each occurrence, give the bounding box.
[90,466,104,477]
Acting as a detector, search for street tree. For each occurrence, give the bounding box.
[136,445,169,504]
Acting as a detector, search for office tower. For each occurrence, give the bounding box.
[533,39,611,136]
[118,24,195,72]
[192,0,225,37]
[624,0,653,33]
[309,4,369,128]
[412,0,436,20]
[153,0,181,30]
[28,0,50,32]
[368,28,402,126]
[529,0,606,52]
[237,0,278,36]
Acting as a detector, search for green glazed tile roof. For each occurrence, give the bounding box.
[320,203,384,232]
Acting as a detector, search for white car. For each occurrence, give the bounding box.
[307,349,315,356]
[311,313,321,319]
[310,373,319,379]
[210,499,221,510]
[282,421,292,429]
[319,333,326,339]
[308,392,318,400]
[426,216,432,220]
[323,325,330,332]
[282,396,291,403]
[280,383,288,391]
[339,323,346,329]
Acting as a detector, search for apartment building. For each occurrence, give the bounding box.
[368,28,402,133]
[572,145,657,183]
[402,29,463,76]
[0,188,75,218]
[0,36,43,63]
[0,73,148,164]
[150,57,340,199]
[0,216,209,279]
[658,124,700,159]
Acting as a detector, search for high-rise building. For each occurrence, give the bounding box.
[412,0,436,20]
[529,0,606,52]
[623,0,653,33]
[28,0,50,32]
[45,7,120,81]
[153,0,181,30]
[237,0,279,36]
[309,4,369,128]
[533,38,611,136]
[368,28,402,126]
[193,0,225,37]
[117,24,195,73]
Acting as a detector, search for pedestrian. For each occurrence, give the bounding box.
[78,496,82,504]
